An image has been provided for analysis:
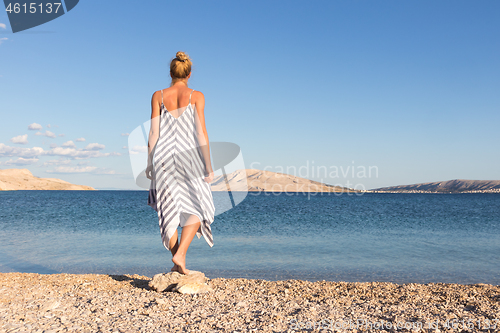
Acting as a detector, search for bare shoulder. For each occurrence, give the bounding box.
[151,90,161,101]
[192,90,205,102]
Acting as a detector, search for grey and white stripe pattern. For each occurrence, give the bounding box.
[148,89,215,250]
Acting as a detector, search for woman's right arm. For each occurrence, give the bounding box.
[146,91,160,179]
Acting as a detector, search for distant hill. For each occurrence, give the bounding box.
[211,169,357,193]
[372,179,500,193]
[0,168,95,191]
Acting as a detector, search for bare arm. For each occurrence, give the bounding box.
[146,91,161,179]
[193,91,214,182]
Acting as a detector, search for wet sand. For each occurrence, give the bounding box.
[1,272,499,332]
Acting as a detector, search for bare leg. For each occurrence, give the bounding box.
[169,229,180,272]
[172,215,201,275]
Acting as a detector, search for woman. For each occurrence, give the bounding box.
[146,51,215,275]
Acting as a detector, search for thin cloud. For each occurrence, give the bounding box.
[35,130,56,138]
[58,134,65,137]
[49,143,58,148]
[46,166,98,174]
[0,143,44,158]
[0,38,7,46]
[61,141,76,148]
[10,134,28,145]
[0,157,39,166]
[45,147,111,159]
[75,137,86,142]
[85,143,105,151]
[28,123,43,131]
[0,142,120,160]
[45,166,116,175]
[122,146,128,149]
[47,124,51,128]
[129,145,148,155]
[0,23,6,29]
[94,168,116,175]
[42,159,72,166]
[121,133,130,136]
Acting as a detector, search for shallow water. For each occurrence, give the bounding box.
[0,191,498,284]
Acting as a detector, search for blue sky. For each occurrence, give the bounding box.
[1,0,499,190]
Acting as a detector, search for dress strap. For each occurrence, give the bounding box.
[160,89,163,105]
[189,89,194,105]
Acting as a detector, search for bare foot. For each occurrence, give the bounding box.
[172,253,190,275]
[170,264,180,272]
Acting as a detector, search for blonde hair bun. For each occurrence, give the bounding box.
[170,51,192,79]
[176,51,189,62]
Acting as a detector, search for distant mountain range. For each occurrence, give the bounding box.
[372,179,500,193]
[0,168,95,191]
[3,167,498,194]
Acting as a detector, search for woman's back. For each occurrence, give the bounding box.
[161,86,197,119]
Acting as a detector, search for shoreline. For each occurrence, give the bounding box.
[1,273,499,332]
[4,189,500,194]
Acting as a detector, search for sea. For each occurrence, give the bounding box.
[0,191,498,285]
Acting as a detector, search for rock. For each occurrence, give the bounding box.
[41,300,60,312]
[149,271,212,294]
[155,298,166,305]
[175,282,212,294]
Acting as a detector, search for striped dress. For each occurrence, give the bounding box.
[148,89,215,250]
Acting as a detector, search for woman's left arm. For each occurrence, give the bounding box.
[193,91,214,183]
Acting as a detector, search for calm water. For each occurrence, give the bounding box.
[0,191,498,285]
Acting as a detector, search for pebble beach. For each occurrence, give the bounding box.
[1,272,499,333]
